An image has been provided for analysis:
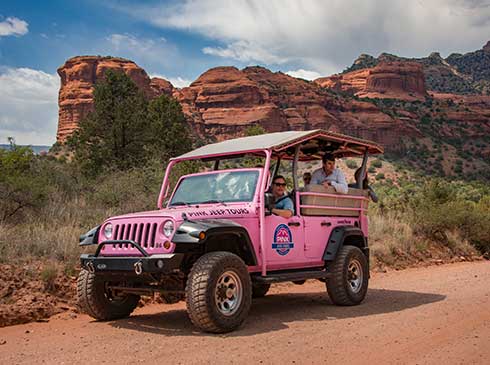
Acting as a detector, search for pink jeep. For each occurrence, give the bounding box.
[77,130,383,333]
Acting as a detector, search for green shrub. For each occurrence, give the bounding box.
[345,159,358,169]
[0,140,50,222]
[375,173,385,180]
[371,159,383,168]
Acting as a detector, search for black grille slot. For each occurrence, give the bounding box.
[113,225,120,247]
[143,224,151,247]
[150,223,157,248]
[130,224,137,242]
[119,224,126,247]
[137,223,144,245]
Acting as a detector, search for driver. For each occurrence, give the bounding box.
[270,175,294,218]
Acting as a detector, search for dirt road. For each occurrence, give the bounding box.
[1,261,489,364]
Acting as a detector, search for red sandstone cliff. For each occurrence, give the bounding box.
[315,62,427,101]
[171,66,418,149]
[57,56,173,142]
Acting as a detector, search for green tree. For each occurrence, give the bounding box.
[146,94,192,160]
[245,124,266,136]
[70,70,150,175]
[70,71,192,175]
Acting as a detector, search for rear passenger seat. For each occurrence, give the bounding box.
[300,185,369,217]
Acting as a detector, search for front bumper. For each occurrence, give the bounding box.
[80,239,184,275]
[80,253,184,274]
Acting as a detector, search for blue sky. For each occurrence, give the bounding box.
[1,0,490,145]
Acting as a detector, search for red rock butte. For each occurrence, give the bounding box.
[315,61,427,101]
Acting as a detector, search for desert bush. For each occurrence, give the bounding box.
[371,159,383,168]
[0,141,50,222]
[40,263,58,291]
[345,159,358,169]
[375,178,490,255]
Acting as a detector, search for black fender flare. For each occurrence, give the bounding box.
[172,219,257,266]
[323,226,368,262]
[79,225,101,246]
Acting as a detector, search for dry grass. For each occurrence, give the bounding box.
[368,211,479,269]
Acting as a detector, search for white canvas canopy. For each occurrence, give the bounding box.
[174,129,384,161]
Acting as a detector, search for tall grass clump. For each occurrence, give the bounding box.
[372,178,490,257]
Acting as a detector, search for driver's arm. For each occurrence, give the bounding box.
[272,197,294,218]
[271,207,293,219]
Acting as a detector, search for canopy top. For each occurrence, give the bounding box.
[174,129,384,161]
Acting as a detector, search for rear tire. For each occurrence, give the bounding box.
[185,252,252,333]
[77,269,140,320]
[326,245,368,306]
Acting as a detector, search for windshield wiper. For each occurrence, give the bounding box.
[200,200,227,206]
[170,201,191,207]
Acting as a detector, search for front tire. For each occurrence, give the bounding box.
[185,252,252,333]
[77,269,140,320]
[326,245,368,306]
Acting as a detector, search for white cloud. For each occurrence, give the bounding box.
[106,33,180,70]
[286,69,323,81]
[0,17,28,37]
[203,40,288,64]
[117,0,490,75]
[0,67,59,145]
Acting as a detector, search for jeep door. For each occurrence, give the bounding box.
[264,214,306,270]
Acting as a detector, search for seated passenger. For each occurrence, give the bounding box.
[303,172,311,186]
[271,175,294,218]
[311,153,348,194]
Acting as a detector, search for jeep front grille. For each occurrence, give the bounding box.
[112,222,159,249]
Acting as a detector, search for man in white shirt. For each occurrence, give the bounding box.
[311,153,348,194]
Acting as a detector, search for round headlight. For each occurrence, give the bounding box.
[103,223,113,239]
[163,220,174,237]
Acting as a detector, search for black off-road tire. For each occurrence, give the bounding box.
[326,245,369,306]
[185,252,252,333]
[252,282,271,298]
[77,269,140,320]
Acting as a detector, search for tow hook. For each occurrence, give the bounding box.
[86,261,95,274]
[134,261,143,275]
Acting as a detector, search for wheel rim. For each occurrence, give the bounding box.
[215,270,243,316]
[347,259,363,293]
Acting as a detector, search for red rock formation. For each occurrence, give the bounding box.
[315,62,427,101]
[173,66,418,149]
[57,56,172,142]
[150,78,174,97]
[56,57,419,152]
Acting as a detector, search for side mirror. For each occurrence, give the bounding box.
[264,192,275,215]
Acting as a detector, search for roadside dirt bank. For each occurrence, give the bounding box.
[0,252,482,328]
[0,261,489,364]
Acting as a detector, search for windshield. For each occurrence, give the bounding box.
[169,170,260,206]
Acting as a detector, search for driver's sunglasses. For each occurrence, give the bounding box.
[274,182,287,187]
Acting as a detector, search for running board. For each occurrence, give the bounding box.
[252,269,331,284]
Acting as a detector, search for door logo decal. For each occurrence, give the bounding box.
[272,224,294,256]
